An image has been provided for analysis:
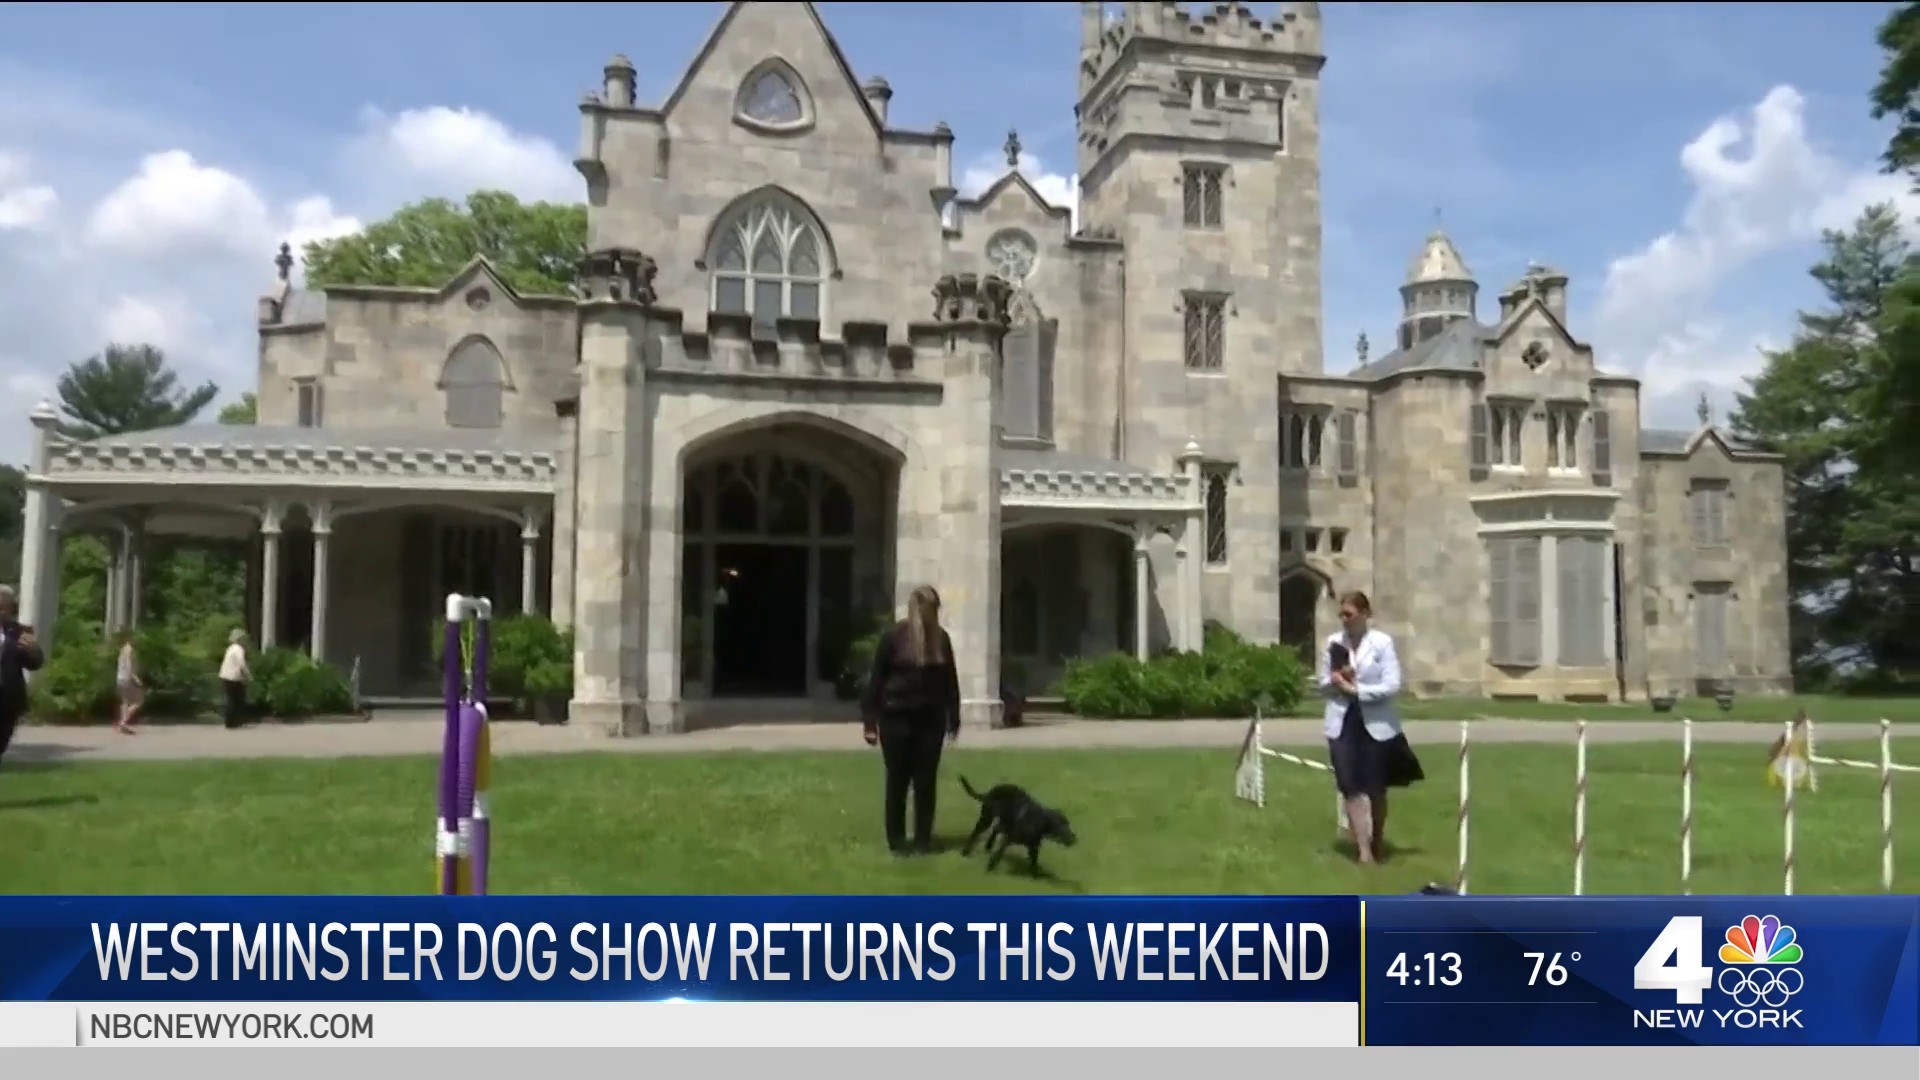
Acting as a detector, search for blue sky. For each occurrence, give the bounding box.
[0,1,1910,467]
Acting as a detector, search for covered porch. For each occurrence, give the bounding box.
[15,406,557,700]
[998,442,1207,695]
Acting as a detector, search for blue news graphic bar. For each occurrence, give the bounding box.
[1362,896,1920,1046]
[0,895,1360,1005]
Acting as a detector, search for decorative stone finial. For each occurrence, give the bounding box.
[1179,438,1204,461]
[29,399,57,425]
[604,53,634,74]
[1697,392,1712,427]
[274,242,294,282]
[933,120,953,138]
[930,273,1014,326]
[576,248,659,304]
[1004,129,1022,169]
[1356,331,1370,364]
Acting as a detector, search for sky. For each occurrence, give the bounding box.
[0,0,1913,467]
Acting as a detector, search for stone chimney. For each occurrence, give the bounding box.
[862,76,893,126]
[603,55,635,108]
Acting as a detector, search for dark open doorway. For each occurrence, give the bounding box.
[1279,574,1322,664]
[712,542,810,697]
[1613,542,1627,700]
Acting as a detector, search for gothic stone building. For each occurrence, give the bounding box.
[13,2,1793,734]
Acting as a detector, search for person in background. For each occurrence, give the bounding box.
[0,584,45,771]
[219,629,251,730]
[113,630,143,735]
[1320,590,1423,865]
[861,585,961,857]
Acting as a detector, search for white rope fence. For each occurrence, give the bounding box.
[1234,708,1907,895]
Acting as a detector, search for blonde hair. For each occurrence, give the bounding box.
[905,585,948,666]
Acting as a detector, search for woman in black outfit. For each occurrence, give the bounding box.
[861,585,960,856]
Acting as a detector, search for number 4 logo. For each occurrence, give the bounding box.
[1634,915,1716,1005]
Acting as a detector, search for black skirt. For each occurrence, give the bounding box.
[1327,700,1425,798]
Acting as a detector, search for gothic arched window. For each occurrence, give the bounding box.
[442,337,507,429]
[708,191,828,335]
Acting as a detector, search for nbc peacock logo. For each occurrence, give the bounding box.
[1716,915,1804,1010]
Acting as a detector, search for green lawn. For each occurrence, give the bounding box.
[1272,694,1920,724]
[3,741,1916,896]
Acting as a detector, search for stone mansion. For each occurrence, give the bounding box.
[12,1,1792,734]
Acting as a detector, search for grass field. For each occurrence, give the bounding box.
[2,739,1915,896]
[1273,694,1919,724]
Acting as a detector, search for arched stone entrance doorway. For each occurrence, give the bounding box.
[680,423,895,700]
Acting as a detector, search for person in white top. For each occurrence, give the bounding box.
[1318,590,1424,866]
[113,632,143,735]
[218,629,251,730]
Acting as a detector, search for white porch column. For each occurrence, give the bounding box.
[1133,528,1151,662]
[1174,525,1195,652]
[519,506,544,616]
[259,501,284,650]
[105,526,131,632]
[1177,439,1206,652]
[125,521,146,630]
[17,402,61,637]
[307,501,333,662]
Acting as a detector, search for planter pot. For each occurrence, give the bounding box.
[1650,695,1676,714]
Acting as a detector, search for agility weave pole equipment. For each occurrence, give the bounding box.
[436,593,494,896]
[1572,719,1588,897]
[1233,710,1349,834]
[1456,720,1469,895]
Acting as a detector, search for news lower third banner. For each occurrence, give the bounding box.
[0,895,1913,1047]
[0,895,1359,1047]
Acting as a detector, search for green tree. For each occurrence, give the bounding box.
[218,393,257,425]
[55,344,219,440]
[1872,1,1920,177]
[303,191,586,295]
[1731,203,1919,686]
[0,464,22,586]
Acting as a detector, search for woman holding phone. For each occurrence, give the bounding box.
[1320,590,1423,864]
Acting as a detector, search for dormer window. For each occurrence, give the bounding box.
[735,61,811,132]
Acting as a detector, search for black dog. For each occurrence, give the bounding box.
[959,776,1076,875]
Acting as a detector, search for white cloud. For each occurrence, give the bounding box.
[348,106,580,205]
[0,96,577,465]
[0,150,57,230]
[959,150,1079,230]
[1598,85,1920,426]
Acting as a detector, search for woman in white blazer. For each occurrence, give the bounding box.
[1319,590,1424,865]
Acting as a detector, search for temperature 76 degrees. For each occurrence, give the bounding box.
[1524,952,1581,986]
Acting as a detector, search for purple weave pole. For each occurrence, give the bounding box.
[437,600,463,896]
[472,607,491,894]
[456,702,481,893]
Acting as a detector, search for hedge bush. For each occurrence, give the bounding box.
[429,613,573,714]
[29,633,353,723]
[1058,624,1307,719]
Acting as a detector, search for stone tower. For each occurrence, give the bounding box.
[1398,229,1477,350]
[1074,0,1326,644]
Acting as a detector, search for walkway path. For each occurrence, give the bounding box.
[8,712,1904,766]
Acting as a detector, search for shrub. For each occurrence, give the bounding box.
[430,613,573,713]
[1058,625,1306,719]
[28,627,219,722]
[259,654,354,718]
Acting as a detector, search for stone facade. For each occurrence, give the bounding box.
[12,1,1795,732]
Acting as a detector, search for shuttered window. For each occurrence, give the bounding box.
[1488,536,1544,667]
[1469,403,1490,480]
[1694,585,1730,674]
[1690,482,1729,545]
[1556,536,1609,667]
[1591,408,1612,486]
[1336,409,1359,484]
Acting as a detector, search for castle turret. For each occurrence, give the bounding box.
[1397,229,1477,350]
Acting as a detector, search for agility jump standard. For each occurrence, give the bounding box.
[436,593,494,896]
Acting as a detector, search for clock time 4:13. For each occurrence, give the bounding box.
[1385,951,1464,988]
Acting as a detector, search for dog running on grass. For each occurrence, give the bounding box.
[959,776,1077,875]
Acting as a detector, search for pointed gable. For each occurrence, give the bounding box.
[959,170,1072,222]
[660,2,882,140]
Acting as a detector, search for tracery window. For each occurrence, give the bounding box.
[709,193,827,334]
